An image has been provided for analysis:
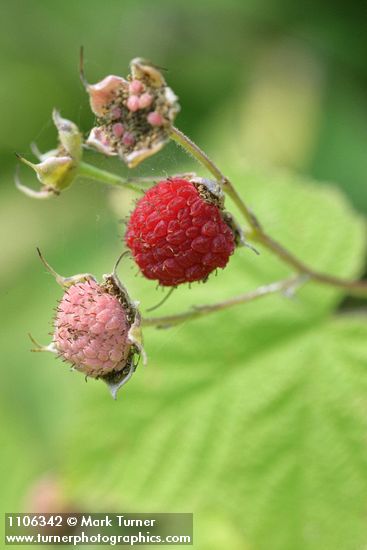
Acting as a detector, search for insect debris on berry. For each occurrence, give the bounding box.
[125,176,243,287]
[30,250,146,399]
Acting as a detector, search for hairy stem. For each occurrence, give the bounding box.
[169,126,262,229]
[250,231,367,295]
[170,126,367,297]
[169,126,224,181]
[143,276,305,328]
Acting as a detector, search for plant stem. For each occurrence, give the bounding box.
[143,276,306,328]
[169,126,224,181]
[169,126,262,229]
[169,126,367,298]
[250,231,367,295]
[78,162,155,193]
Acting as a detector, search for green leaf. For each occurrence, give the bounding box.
[3,160,366,550]
[222,164,366,314]
[57,160,367,550]
[62,304,367,550]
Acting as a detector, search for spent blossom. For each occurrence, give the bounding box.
[83,56,180,168]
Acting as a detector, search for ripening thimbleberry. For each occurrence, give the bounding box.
[31,251,145,398]
[125,177,237,286]
[55,279,132,377]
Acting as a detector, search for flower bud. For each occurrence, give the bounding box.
[52,109,82,161]
[15,110,82,199]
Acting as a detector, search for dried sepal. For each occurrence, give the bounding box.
[52,109,82,161]
[101,359,136,400]
[15,167,56,199]
[130,58,166,88]
[29,333,58,354]
[127,310,147,366]
[85,127,116,157]
[187,175,257,252]
[86,75,127,117]
[36,248,95,288]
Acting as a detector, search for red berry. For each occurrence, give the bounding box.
[125,178,235,286]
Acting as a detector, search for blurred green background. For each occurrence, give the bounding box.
[1,1,367,549]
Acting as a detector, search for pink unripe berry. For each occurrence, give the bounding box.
[111,107,122,120]
[129,79,144,95]
[112,123,125,138]
[147,111,164,126]
[127,95,140,112]
[138,93,153,109]
[122,132,135,146]
[54,279,131,378]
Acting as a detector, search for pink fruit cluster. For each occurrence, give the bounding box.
[126,79,164,126]
[85,58,180,168]
[54,279,131,378]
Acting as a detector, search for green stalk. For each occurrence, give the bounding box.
[78,162,149,194]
